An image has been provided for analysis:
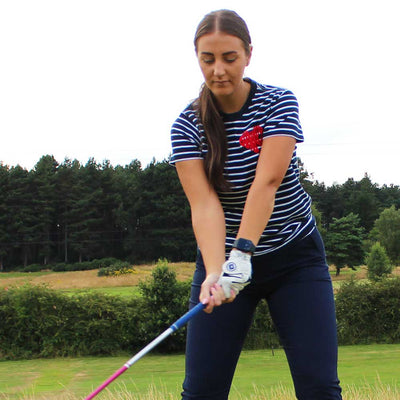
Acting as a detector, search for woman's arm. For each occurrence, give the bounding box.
[236,136,297,245]
[175,159,232,312]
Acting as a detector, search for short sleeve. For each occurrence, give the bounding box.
[263,90,304,143]
[170,109,203,165]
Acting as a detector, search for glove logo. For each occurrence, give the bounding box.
[226,262,237,272]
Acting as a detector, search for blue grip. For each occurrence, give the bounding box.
[170,302,206,331]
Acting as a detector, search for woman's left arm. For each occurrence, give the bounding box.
[236,136,297,245]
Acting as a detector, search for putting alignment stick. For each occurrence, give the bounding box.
[84,302,206,400]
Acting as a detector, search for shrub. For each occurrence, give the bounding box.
[92,257,122,268]
[366,242,393,281]
[335,278,400,344]
[98,261,134,277]
[68,292,142,355]
[66,261,97,271]
[138,258,191,352]
[20,264,46,272]
[0,284,143,359]
[0,284,74,358]
[51,263,67,272]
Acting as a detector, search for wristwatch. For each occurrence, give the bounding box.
[233,238,256,254]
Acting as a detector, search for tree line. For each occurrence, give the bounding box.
[0,155,194,270]
[0,155,399,271]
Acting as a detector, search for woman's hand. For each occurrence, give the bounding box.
[218,250,252,297]
[200,273,236,313]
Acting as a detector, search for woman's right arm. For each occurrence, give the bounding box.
[175,159,232,312]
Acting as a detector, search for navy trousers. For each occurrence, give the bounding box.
[182,229,342,400]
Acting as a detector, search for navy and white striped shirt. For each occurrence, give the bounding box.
[170,78,314,256]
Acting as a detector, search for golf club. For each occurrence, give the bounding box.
[84,301,205,400]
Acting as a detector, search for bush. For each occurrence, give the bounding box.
[336,278,400,344]
[51,263,67,272]
[0,284,143,359]
[18,258,128,273]
[138,258,191,352]
[20,264,47,272]
[98,261,134,277]
[0,284,75,358]
[92,257,122,268]
[366,242,393,281]
[65,261,98,271]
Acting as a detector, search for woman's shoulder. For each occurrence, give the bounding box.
[245,79,299,116]
[250,79,296,101]
[171,101,203,143]
[172,101,199,127]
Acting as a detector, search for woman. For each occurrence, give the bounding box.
[170,9,342,400]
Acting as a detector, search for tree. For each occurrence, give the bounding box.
[311,203,326,238]
[366,242,393,281]
[68,158,104,262]
[371,205,400,265]
[0,163,11,270]
[343,174,379,232]
[378,183,400,210]
[113,160,142,260]
[127,160,195,262]
[325,213,365,275]
[31,155,59,264]
[55,158,82,263]
[7,165,35,267]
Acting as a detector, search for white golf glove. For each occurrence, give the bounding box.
[217,249,252,298]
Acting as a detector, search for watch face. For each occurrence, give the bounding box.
[234,238,255,253]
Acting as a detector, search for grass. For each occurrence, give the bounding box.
[0,344,399,399]
[59,286,142,298]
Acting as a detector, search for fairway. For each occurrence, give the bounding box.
[0,344,399,399]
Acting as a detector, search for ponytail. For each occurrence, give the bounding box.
[195,84,231,192]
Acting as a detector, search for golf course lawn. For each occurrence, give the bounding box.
[0,343,399,399]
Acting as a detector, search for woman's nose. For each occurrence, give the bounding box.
[213,60,225,77]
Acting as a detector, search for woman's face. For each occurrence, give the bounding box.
[196,31,251,103]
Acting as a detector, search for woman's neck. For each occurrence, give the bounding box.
[216,79,251,114]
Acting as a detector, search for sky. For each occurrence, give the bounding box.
[1,0,399,186]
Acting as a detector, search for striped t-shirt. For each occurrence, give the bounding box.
[170,78,314,257]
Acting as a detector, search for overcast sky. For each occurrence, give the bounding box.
[1,0,399,186]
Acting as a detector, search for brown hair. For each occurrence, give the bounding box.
[193,10,252,191]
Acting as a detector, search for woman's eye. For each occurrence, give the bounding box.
[225,58,237,63]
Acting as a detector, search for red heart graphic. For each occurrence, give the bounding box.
[239,125,263,153]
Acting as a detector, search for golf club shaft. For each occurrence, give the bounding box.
[84,302,205,400]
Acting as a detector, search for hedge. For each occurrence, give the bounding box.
[1,271,399,360]
[0,284,143,359]
[335,277,400,344]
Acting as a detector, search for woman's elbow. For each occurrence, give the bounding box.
[254,175,282,195]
